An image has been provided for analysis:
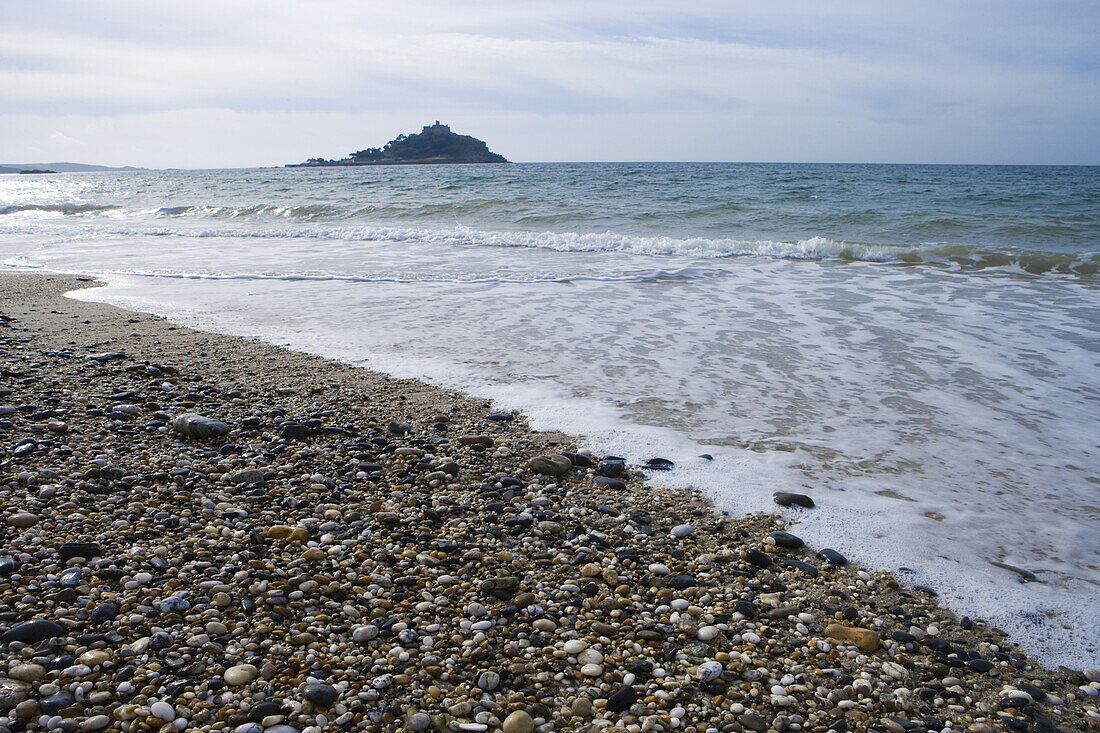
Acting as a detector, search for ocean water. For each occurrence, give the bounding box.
[1,163,1097,668]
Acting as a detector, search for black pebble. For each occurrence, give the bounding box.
[744,548,772,568]
[606,684,638,712]
[773,491,815,508]
[769,531,805,549]
[1,619,66,644]
[818,548,848,565]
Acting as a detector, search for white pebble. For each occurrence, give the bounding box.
[697,625,719,642]
[697,661,723,682]
[671,524,693,539]
[150,702,175,721]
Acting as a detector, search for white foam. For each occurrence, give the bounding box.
[66,261,1100,670]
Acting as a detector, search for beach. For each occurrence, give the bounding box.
[1,272,1097,732]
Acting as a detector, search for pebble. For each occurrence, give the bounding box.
[171,412,230,437]
[0,620,65,644]
[5,512,39,528]
[501,710,534,733]
[0,277,1090,733]
[224,664,259,685]
[671,523,694,539]
[697,660,724,682]
[773,491,815,508]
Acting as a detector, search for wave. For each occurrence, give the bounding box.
[4,214,1097,276]
[0,203,119,216]
[31,265,716,286]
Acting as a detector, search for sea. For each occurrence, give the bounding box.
[0,163,1096,669]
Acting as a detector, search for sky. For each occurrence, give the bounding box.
[2,1,1098,167]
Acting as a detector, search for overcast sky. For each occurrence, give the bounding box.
[3,1,1098,167]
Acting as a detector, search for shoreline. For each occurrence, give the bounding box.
[1,272,1096,732]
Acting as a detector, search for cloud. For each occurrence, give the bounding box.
[0,1,1097,165]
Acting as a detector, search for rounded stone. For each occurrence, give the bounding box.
[5,512,39,528]
[502,710,535,733]
[580,663,603,676]
[477,671,500,691]
[408,712,431,732]
[697,660,724,682]
[150,701,175,721]
[563,639,587,655]
[224,664,259,685]
[671,523,693,539]
[697,625,719,642]
[0,680,28,711]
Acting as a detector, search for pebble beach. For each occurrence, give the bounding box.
[1,272,1097,733]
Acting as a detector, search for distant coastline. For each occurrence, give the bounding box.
[288,122,508,167]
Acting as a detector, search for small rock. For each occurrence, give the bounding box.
[744,548,772,567]
[670,523,693,539]
[0,680,28,710]
[526,454,572,476]
[172,413,230,438]
[1,619,66,644]
[697,661,724,682]
[606,684,638,712]
[739,712,768,732]
[301,683,338,706]
[818,548,848,565]
[769,531,805,549]
[224,664,259,685]
[58,541,101,560]
[773,492,815,508]
[824,623,881,652]
[407,712,431,731]
[230,469,266,485]
[5,512,39,528]
[501,710,535,733]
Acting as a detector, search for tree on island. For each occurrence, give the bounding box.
[292,122,508,166]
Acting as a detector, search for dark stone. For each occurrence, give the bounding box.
[171,413,230,438]
[773,492,815,508]
[667,574,696,590]
[280,422,309,440]
[1032,712,1055,733]
[387,421,410,434]
[39,691,77,715]
[842,606,859,621]
[769,531,805,549]
[644,458,674,471]
[58,542,101,560]
[593,477,626,491]
[59,567,81,588]
[91,602,120,624]
[1,619,66,644]
[784,559,819,578]
[734,600,757,618]
[744,549,772,568]
[738,712,768,732]
[560,451,591,467]
[968,658,994,673]
[486,412,513,421]
[1018,682,1047,701]
[818,548,848,565]
[597,459,625,478]
[250,701,290,722]
[302,683,338,706]
[606,684,638,712]
[0,557,17,576]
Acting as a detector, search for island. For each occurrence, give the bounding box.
[288,122,508,167]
